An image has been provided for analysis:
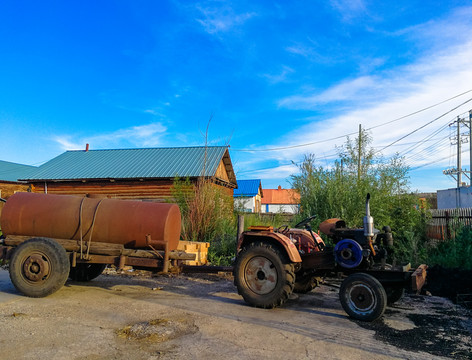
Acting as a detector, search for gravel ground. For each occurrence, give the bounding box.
[0,268,471,360]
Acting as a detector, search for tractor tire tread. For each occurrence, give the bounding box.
[234,241,295,309]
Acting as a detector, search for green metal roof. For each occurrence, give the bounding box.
[23,146,236,185]
[0,160,37,182]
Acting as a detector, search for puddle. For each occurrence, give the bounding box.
[116,317,198,343]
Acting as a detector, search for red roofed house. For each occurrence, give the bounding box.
[261,185,300,214]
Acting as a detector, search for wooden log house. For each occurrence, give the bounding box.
[20,146,237,201]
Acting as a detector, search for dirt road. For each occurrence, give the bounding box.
[0,268,470,360]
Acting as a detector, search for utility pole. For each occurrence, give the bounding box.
[470,110,472,184]
[457,116,462,187]
[358,124,362,182]
[443,114,470,187]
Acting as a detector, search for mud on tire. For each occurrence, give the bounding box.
[234,241,295,309]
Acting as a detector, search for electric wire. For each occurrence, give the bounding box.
[232,90,472,152]
[375,97,472,154]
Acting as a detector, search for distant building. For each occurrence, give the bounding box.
[437,187,472,209]
[261,185,300,214]
[416,192,437,209]
[233,179,263,213]
[20,146,237,201]
[0,160,36,199]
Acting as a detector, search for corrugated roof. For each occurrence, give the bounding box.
[0,160,37,182]
[22,146,236,185]
[233,179,262,197]
[262,187,300,205]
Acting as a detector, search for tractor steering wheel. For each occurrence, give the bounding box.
[294,215,317,228]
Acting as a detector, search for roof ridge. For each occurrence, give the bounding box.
[0,159,37,168]
[67,145,229,152]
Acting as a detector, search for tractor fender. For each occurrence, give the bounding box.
[237,231,302,263]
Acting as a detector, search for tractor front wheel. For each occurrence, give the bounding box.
[339,273,387,321]
[234,241,295,308]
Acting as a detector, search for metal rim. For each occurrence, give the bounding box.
[244,256,278,295]
[19,251,52,285]
[346,282,377,315]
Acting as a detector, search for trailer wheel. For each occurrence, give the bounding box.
[69,264,107,282]
[294,275,320,294]
[385,286,404,305]
[9,238,70,297]
[234,241,295,308]
[339,273,387,322]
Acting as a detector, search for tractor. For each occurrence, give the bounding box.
[233,194,427,321]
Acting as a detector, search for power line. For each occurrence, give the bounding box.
[375,96,472,154]
[237,162,299,175]
[232,89,472,152]
[397,121,450,157]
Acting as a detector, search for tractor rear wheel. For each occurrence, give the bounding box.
[234,241,295,308]
[339,273,387,321]
[69,263,107,282]
[9,237,70,297]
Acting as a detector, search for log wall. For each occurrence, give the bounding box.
[30,178,234,202]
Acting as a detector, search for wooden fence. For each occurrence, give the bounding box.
[427,208,472,240]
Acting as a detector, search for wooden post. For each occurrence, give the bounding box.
[445,210,451,239]
[162,241,169,273]
[237,215,245,243]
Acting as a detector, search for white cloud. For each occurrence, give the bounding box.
[251,14,472,192]
[54,137,83,151]
[279,76,380,108]
[391,6,472,50]
[261,66,295,84]
[54,122,168,150]
[329,0,368,22]
[195,3,255,34]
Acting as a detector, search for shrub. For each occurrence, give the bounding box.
[428,227,472,270]
[291,129,430,266]
[171,177,236,266]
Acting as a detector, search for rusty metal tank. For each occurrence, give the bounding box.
[0,192,181,250]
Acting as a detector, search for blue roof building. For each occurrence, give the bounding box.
[233,179,263,213]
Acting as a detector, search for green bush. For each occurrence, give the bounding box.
[207,232,237,266]
[291,129,430,266]
[171,177,237,265]
[172,177,235,244]
[428,227,472,270]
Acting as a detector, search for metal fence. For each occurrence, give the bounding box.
[427,208,472,240]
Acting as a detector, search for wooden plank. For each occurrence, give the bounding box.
[411,264,428,292]
[4,235,195,261]
[5,235,124,256]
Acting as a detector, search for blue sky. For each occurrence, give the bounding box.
[2,1,472,192]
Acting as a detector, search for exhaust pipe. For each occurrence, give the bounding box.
[364,193,374,237]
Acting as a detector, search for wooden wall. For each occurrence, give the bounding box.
[30,178,234,202]
[31,179,176,201]
[0,182,31,199]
